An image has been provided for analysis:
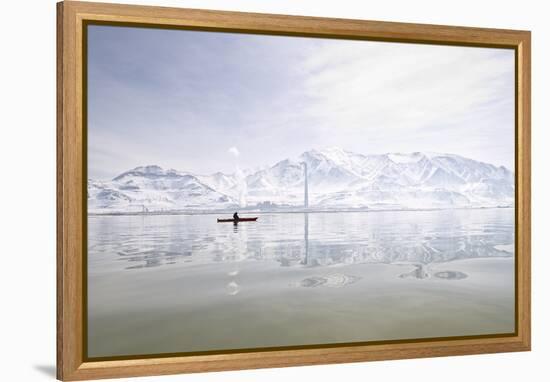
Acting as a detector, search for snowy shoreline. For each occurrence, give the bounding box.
[88,205,514,217]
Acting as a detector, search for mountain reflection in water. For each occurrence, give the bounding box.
[88,208,514,277]
[87,208,515,357]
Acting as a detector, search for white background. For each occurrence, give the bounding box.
[0,0,547,381]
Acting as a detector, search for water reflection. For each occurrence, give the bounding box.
[88,209,514,273]
[434,271,468,280]
[301,213,310,266]
[399,264,430,279]
[226,281,240,295]
[291,273,362,288]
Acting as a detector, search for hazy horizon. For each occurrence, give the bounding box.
[92,147,514,180]
[88,25,515,180]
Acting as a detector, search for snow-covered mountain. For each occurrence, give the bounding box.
[88,165,236,213]
[88,149,514,213]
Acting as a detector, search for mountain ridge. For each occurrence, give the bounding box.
[88,148,514,214]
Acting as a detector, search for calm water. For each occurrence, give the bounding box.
[88,208,515,357]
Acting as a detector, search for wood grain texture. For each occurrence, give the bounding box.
[57,1,531,380]
[516,34,531,349]
[56,3,64,378]
[58,1,85,379]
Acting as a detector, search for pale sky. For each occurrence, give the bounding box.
[88,25,515,180]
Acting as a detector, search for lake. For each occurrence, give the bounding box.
[87,208,515,358]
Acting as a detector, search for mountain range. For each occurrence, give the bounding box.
[88,147,514,214]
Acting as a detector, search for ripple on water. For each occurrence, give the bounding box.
[226,281,240,295]
[292,273,361,288]
[434,271,468,280]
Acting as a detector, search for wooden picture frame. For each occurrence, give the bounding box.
[57,1,531,380]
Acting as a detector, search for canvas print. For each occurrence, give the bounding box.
[86,25,516,358]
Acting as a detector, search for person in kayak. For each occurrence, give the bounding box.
[233,212,240,221]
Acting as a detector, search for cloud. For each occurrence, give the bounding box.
[87,26,515,179]
[228,146,240,158]
[296,40,515,168]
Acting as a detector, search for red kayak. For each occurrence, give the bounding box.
[217,217,258,223]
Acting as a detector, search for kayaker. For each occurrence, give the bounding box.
[233,212,240,221]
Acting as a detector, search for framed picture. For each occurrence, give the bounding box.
[57,1,531,380]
